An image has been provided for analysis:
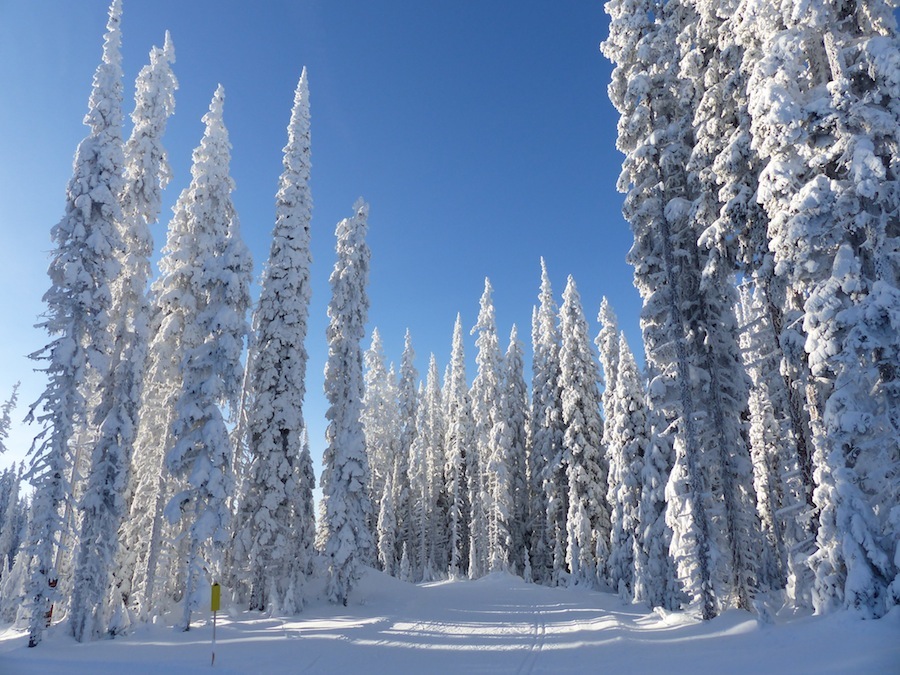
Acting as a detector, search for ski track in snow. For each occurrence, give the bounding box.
[516,601,546,675]
[1,569,898,674]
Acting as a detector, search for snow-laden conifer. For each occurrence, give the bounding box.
[501,325,529,575]
[603,0,761,617]
[469,279,503,578]
[806,247,897,617]
[0,464,23,579]
[377,461,399,576]
[423,355,448,575]
[747,0,900,616]
[24,0,125,646]
[605,332,646,597]
[0,502,30,624]
[408,383,429,581]
[559,277,609,587]
[362,329,401,529]
[321,199,374,605]
[735,283,816,599]
[444,315,472,577]
[529,260,564,584]
[596,298,619,439]
[232,69,313,613]
[285,427,317,613]
[110,31,177,622]
[0,384,19,458]
[393,330,418,566]
[159,86,252,631]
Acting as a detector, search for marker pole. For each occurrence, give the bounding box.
[211,582,221,667]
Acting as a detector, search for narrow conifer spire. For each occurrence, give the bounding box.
[26,0,125,647]
[111,30,178,629]
[156,85,252,632]
[232,66,313,613]
[322,199,374,606]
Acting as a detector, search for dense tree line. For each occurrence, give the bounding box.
[0,0,896,648]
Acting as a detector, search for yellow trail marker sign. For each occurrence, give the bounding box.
[211,583,221,612]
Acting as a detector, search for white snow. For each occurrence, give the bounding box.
[2,568,897,674]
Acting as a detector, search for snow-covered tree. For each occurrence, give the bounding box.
[407,383,429,581]
[109,30,177,623]
[603,0,761,617]
[605,332,647,597]
[423,355,448,576]
[529,259,564,585]
[0,500,30,624]
[633,411,680,609]
[806,246,898,617]
[596,298,620,440]
[443,314,472,578]
[285,427,317,613]
[0,464,23,578]
[501,325,529,575]
[406,357,447,581]
[158,85,252,631]
[393,330,418,567]
[0,384,19,457]
[321,199,374,605]
[735,283,815,600]
[362,329,400,524]
[559,277,608,587]
[232,69,313,614]
[377,460,399,576]
[469,279,503,578]
[24,0,125,646]
[746,0,900,617]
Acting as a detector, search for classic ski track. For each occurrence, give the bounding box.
[516,605,546,675]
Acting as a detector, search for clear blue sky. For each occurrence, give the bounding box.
[0,1,641,473]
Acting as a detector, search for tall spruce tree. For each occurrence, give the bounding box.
[408,383,430,580]
[530,260,565,585]
[469,279,503,578]
[25,0,125,647]
[605,332,647,597]
[160,85,252,631]
[232,69,313,614]
[559,277,609,588]
[444,315,472,577]
[110,31,178,626]
[502,325,529,575]
[362,329,399,525]
[603,0,761,617]
[393,330,418,566]
[321,199,374,605]
[423,355,448,576]
[746,0,900,617]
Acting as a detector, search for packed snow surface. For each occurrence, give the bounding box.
[1,569,897,674]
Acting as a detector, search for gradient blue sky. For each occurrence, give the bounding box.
[0,1,641,473]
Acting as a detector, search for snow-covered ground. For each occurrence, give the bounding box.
[1,570,897,674]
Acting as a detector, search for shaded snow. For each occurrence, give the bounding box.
[1,568,897,674]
